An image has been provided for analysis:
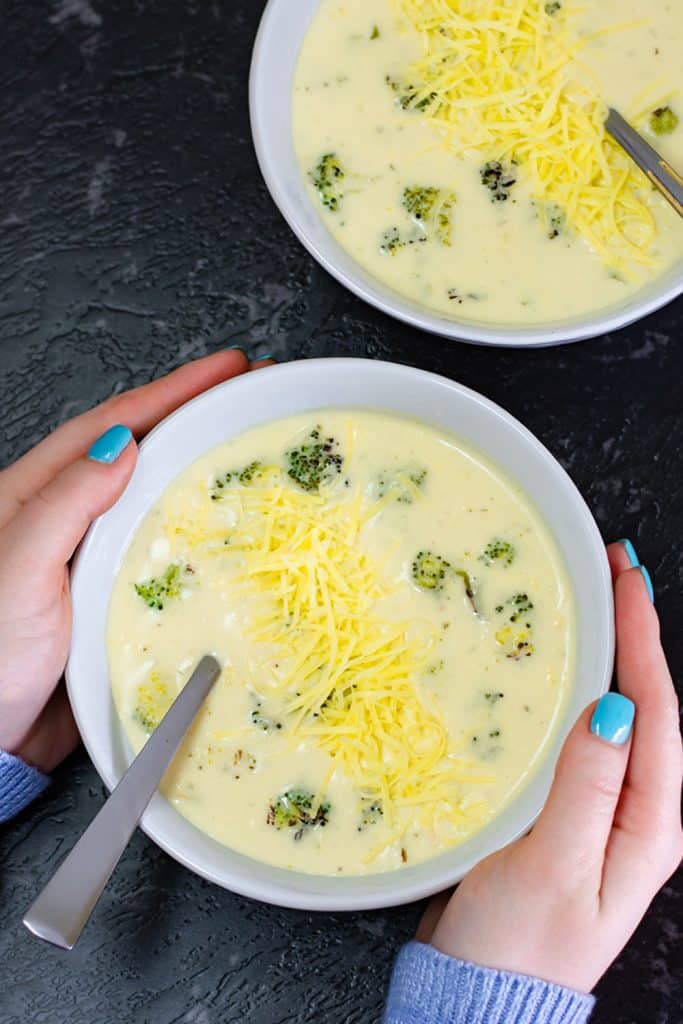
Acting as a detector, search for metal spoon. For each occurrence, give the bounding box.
[23,654,222,950]
[606,108,683,218]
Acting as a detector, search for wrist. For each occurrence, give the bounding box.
[430,933,599,995]
[6,718,56,775]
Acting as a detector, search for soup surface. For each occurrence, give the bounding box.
[108,411,574,874]
[292,0,683,325]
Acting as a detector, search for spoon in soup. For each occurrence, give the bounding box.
[605,108,683,218]
[23,654,222,950]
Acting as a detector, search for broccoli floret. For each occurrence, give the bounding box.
[239,461,264,484]
[435,199,457,245]
[544,1,561,13]
[541,203,565,239]
[250,700,282,732]
[380,227,406,255]
[411,553,479,607]
[379,230,428,254]
[402,187,457,245]
[402,186,440,223]
[480,160,517,202]
[312,153,346,211]
[286,426,343,491]
[649,106,678,136]
[376,466,427,503]
[385,75,437,112]
[134,708,164,732]
[507,593,534,622]
[359,798,383,828]
[494,595,535,659]
[134,563,185,610]
[267,788,330,840]
[133,672,173,732]
[495,625,535,659]
[379,218,432,254]
[210,460,265,500]
[479,539,516,567]
[411,552,480,610]
[412,550,451,591]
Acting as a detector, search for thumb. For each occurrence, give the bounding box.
[2,424,137,575]
[528,692,635,884]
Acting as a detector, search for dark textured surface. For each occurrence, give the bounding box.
[0,2,681,1022]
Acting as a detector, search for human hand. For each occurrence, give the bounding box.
[0,348,271,774]
[418,541,683,993]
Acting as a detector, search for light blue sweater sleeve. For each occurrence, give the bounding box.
[0,749,50,823]
[384,942,595,1024]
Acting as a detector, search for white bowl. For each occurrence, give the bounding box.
[67,358,614,910]
[249,0,683,348]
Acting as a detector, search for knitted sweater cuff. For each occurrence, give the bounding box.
[383,942,595,1024]
[0,749,50,823]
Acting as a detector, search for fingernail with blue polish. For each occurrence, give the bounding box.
[226,345,246,352]
[618,538,640,567]
[590,692,635,746]
[257,353,276,361]
[88,425,133,464]
[639,564,655,603]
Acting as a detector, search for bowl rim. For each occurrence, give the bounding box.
[67,357,615,910]
[248,0,683,348]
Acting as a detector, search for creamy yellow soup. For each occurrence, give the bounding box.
[108,412,574,875]
[292,0,683,325]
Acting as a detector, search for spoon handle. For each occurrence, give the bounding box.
[23,654,221,950]
[606,108,683,218]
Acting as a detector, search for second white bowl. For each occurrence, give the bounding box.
[249,0,683,348]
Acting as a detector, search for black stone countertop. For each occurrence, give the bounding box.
[0,2,681,1022]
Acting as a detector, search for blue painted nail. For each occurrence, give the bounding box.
[618,538,640,568]
[226,345,246,352]
[257,353,276,361]
[590,693,635,746]
[639,565,655,603]
[88,425,132,464]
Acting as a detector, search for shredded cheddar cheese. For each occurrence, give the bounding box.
[167,470,485,833]
[394,0,660,274]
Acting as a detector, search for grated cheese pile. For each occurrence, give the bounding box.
[168,468,484,834]
[394,0,659,274]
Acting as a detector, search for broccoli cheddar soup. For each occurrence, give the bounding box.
[292,0,683,325]
[108,412,574,875]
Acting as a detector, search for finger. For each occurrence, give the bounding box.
[607,539,639,581]
[527,698,633,889]
[613,567,680,815]
[249,357,277,369]
[601,568,683,908]
[12,685,80,774]
[0,348,250,524]
[416,890,451,942]
[0,429,137,577]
